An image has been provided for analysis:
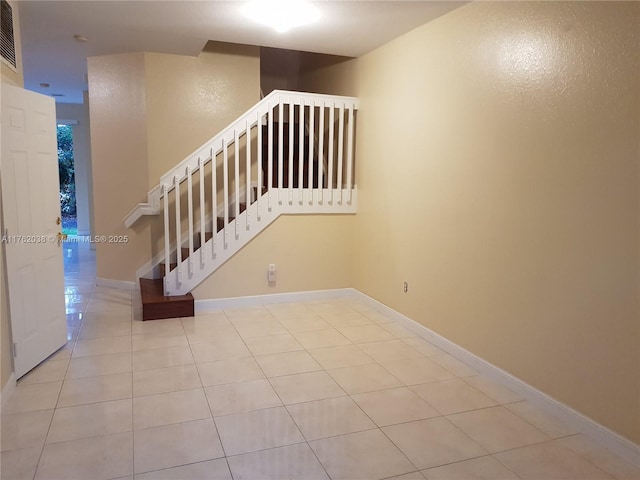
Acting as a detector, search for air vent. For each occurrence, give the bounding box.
[1,0,17,70]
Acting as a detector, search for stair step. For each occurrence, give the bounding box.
[214,202,247,232]
[139,278,194,321]
[159,262,177,277]
[253,185,268,196]
[161,231,214,276]
[217,217,235,231]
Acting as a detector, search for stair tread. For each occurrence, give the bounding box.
[140,278,194,321]
[140,278,193,303]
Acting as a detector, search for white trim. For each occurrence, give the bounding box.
[349,289,640,468]
[194,287,640,467]
[195,288,353,312]
[95,277,136,291]
[57,119,78,126]
[0,373,16,410]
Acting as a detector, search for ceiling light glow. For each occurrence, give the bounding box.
[242,0,320,33]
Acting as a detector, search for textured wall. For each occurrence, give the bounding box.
[88,44,260,281]
[88,53,151,282]
[193,215,354,299]
[300,1,640,443]
[145,42,260,186]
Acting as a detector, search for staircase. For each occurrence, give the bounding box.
[125,90,359,320]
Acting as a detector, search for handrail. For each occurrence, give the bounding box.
[123,185,161,229]
[123,90,358,228]
[158,90,358,192]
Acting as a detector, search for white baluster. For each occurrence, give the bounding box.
[246,119,251,230]
[199,158,205,268]
[288,100,294,205]
[298,100,304,205]
[337,103,345,205]
[223,140,229,248]
[234,130,240,239]
[328,104,335,204]
[257,111,263,220]
[163,184,170,294]
[278,98,284,204]
[211,148,217,258]
[268,104,274,211]
[347,105,354,205]
[318,105,325,204]
[308,101,315,205]
[174,175,182,287]
[187,167,194,277]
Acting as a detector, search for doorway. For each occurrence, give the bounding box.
[57,124,77,236]
[56,122,96,315]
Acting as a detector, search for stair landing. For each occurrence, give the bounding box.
[140,278,194,321]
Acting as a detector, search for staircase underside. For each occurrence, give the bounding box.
[140,278,194,321]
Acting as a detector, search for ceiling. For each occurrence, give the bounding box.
[18,1,466,104]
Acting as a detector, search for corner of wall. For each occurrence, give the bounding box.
[87,53,152,282]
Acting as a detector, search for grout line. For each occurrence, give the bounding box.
[29,246,96,479]
[227,301,333,480]
[15,280,635,478]
[189,311,231,464]
[130,298,136,477]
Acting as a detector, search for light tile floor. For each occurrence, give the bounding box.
[1,241,639,479]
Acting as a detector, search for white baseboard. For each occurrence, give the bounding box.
[195,288,353,312]
[0,373,16,409]
[195,287,640,467]
[96,277,136,291]
[348,289,640,468]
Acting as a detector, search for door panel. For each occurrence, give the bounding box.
[1,83,67,378]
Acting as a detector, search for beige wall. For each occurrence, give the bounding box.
[1,0,24,390]
[145,42,260,185]
[56,100,94,236]
[300,1,640,443]
[193,215,354,299]
[89,44,260,281]
[144,44,260,259]
[88,53,152,282]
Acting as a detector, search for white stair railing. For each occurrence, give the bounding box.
[125,90,359,296]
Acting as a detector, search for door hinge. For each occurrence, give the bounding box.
[12,342,17,358]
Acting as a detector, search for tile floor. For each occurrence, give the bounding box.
[1,241,639,479]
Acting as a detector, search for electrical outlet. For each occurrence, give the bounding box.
[403,282,408,293]
[268,264,277,282]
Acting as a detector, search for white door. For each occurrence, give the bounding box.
[1,83,67,378]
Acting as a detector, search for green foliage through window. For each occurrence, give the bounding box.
[57,124,76,218]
